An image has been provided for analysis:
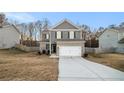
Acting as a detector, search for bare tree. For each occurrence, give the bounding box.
[98,27,104,32]
[81,24,91,32]
[27,22,35,46]
[0,13,5,27]
[28,23,34,40]
[42,18,50,30]
[7,18,19,25]
[35,18,50,41]
[80,24,91,40]
[20,23,28,41]
[35,20,43,41]
[108,24,116,29]
[82,30,87,40]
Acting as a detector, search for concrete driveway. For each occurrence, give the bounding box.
[58,57,124,81]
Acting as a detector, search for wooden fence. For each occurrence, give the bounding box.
[20,40,40,47]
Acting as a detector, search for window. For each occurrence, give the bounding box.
[55,32,57,38]
[74,32,76,39]
[63,31,69,39]
[74,32,80,39]
[46,44,49,50]
[44,34,46,39]
[68,32,70,38]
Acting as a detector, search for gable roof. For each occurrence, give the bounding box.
[98,28,118,38]
[51,19,80,29]
[115,27,124,33]
[11,24,21,34]
[1,24,21,34]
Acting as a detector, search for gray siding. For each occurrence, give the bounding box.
[51,31,56,43]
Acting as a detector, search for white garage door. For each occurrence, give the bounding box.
[59,46,81,57]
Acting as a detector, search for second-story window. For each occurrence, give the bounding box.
[44,34,46,39]
[55,32,57,38]
[63,31,69,39]
[74,32,76,39]
[68,32,70,39]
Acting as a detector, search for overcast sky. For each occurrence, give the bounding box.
[5,12,124,29]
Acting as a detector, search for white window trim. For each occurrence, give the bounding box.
[46,34,49,39]
[57,31,61,39]
[70,31,74,39]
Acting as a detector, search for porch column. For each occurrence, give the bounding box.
[80,30,83,39]
[49,31,51,55]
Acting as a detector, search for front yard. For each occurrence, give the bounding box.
[0,49,58,81]
[86,53,124,72]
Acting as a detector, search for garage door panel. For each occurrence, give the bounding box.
[59,46,81,56]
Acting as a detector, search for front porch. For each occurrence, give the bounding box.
[49,53,59,58]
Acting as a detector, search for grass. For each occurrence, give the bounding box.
[86,53,124,72]
[0,49,58,81]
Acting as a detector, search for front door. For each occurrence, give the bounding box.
[52,44,56,53]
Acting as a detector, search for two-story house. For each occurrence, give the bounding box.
[40,19,85,56]
[99,28,124,53]
[0,24,21,49]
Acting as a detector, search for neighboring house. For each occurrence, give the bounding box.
[40,19,85,56]
[0,24,21,49]
[99,28,124,53]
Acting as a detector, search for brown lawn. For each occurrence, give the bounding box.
[86,53,124,72]
[0,49,58,81]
